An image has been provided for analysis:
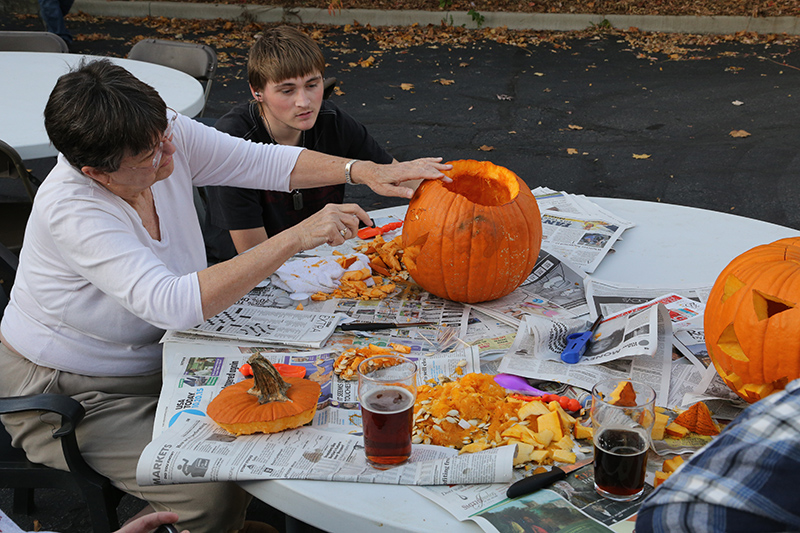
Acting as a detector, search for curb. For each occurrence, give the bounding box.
[72,0,800,35]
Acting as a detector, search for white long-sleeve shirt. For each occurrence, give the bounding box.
[1,114,303,376]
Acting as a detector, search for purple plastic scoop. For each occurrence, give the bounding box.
[493,373,547,396]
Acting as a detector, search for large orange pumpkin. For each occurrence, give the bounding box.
[402,159,542,303]
[705,237,800,403]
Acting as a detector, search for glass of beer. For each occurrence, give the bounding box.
[357,355,417,469]
[591,379,656,501]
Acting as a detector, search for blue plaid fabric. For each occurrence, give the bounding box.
[636,378,800,533]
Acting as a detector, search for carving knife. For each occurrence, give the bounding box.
[506,456,594,499]
[339,321,432,332]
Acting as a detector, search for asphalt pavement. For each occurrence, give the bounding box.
[2,7,800,533]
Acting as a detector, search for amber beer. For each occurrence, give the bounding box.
[360,386,415,468]
[593,427,649,499]
[357,355,418,470]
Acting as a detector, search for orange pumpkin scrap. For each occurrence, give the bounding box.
[704,237,800,403]
[208,354,321,436]
[608,381,637,407]
[673,402,719,436]
[402,160,542,303]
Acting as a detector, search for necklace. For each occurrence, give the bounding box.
[260,105,305,211]
[260,106,305,148]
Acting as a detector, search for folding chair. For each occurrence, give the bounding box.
[0,140,40,203]
[0,240,126,532]
[323,77,337,100]
[0,31,68,53]
[128,39,217,117]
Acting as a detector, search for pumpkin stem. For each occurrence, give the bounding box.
[247,354,292,404]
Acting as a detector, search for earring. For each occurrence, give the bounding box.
[255,92,261,97]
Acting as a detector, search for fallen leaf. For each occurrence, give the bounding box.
[568,124,584,130]
[479,145,494,152]
[534,72,545,76]
[496,94,514,101]
[400,83,415,91]
[567,148,579,155]
[633,153,651,159]
[730,129,751,137]
[732,100,744,106]
[459,62,469,67]
[359,56,375,68]
[435,78,455,85]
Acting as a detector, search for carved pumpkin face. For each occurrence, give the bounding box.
[402,160,542,303]
[704,237,800,403]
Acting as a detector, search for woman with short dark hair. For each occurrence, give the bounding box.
[0,59,450,533]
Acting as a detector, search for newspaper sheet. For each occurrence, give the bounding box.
[496,305,673,407]
[180,305,341,348]
[137,414,515,486]
[410,460,648,533]
[153,341,481,439]
[532,187,635,232]
[141,341,514,486]
[539,211,628,274]
[530,188,633,274]
[469,251,588,329]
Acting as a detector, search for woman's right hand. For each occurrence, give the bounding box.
[291,203,371,252]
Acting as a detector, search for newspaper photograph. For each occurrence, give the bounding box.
[496,305,672,406]
[183,305,341,348]
[137,414,515,487]
[523,249,590,316]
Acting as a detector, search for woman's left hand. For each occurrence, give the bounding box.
[353,157,452,198]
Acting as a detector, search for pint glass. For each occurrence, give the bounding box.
[357,355,417,469]
[591,379,655,501]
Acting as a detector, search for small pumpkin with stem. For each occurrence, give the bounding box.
[207,353,321,435]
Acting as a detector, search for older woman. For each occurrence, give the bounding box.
[0,59,450,533]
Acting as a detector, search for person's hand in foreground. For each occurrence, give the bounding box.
[116,511,188,533]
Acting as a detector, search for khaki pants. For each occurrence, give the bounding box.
[0,342,252,533]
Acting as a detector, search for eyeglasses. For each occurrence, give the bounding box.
[124,110,177,171]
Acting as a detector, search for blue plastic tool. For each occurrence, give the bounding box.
[561,315,603,364]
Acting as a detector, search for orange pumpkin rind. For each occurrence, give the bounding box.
[705,237,800,403]
[401,160,542,304]
[673,401,719,436]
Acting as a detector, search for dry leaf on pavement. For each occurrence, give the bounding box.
[400,83,415,91]
[568,124,584,130]
[435,78,455,85]
[567,148,579,154]
[479,145,495,151]
[730,129,751,137]
[633,153,651,159]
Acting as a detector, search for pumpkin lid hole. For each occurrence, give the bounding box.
[443,173,519,206]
